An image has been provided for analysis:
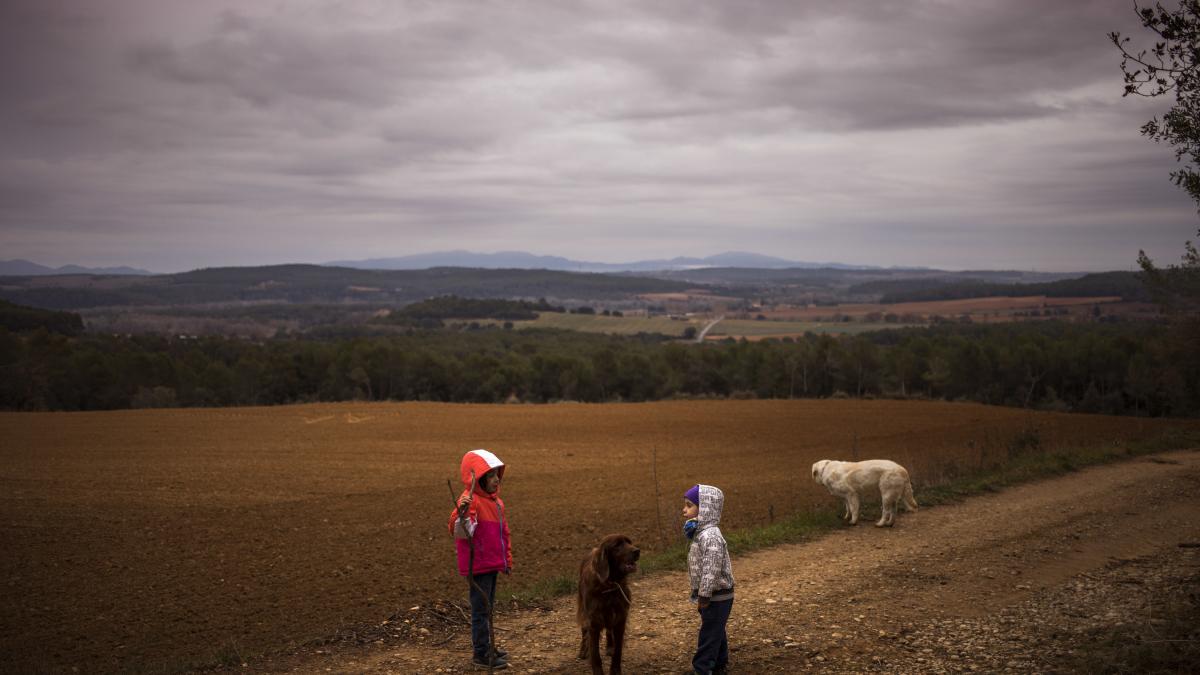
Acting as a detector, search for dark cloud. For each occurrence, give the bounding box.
[0,0,1194,271]
[593,0,1135,132]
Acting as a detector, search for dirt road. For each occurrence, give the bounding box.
[258,449,1200,674]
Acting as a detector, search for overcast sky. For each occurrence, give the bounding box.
[1,0,1197,273]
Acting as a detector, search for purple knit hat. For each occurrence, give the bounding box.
[684,484,700,505]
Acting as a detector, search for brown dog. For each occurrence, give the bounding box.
[576,533,640,675]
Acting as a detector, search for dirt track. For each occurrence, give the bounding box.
[264,448,1200,674]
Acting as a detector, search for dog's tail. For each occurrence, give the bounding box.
[903,479,918,512]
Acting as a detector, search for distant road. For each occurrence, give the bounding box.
[696,315,724,342]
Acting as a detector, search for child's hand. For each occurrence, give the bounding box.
[698,598,710,610]
[456,493,472,516]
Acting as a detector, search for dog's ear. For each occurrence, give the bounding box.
[591,543,610,584]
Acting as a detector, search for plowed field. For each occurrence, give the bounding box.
[0,400,1191,672]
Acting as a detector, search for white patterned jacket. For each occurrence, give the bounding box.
[687,484,735,602]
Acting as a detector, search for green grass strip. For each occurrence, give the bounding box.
[919,427,1200,506]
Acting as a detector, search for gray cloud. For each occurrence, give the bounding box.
[0,0,1195,272]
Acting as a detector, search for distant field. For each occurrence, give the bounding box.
[638,291,744,304]
[473,295,1144,341]
[478,314,907,339]
[706,319,915,338]
[2,400,1194,672]
[479,312,701,336]
[762,295,1144,323]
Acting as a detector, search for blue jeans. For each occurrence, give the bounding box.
[468,572,498,660]
[693,598,732,674]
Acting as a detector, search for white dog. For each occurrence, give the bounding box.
[811,459,918,527]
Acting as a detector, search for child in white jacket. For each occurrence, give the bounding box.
[682,484,735,675]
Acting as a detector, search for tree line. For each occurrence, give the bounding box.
[851,272,1150,304]
[0,300,84,336]
[2,320,1195,416]
[386,296,566,322]
[0,264,699,310]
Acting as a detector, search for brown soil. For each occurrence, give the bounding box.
[254,448,1200,674]
[0,401,1194,672]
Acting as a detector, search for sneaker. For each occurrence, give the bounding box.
[472,655,508,670]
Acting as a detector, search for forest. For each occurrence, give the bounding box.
[0,300,84,336]
[0,264,699,310]
[850,271,1150,304]
[2,318,1195,417]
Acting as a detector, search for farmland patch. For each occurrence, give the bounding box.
[489,311,701,336]
[0,400,1192,672]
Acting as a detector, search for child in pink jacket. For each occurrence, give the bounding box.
[448,449,513,669]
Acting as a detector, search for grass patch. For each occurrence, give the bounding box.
[725,509,845,557]
[918,427,1200,507]
[708,319,920,337]
[498,313,698,337]
[505,428,1200,606]
[510,574,578,606]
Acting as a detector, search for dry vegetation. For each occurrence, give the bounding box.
[1,400,1193,672]
[490,311,701,336]
[759,296,1155,324]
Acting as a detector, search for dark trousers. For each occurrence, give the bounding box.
[468,572,498,659]
[693,597,732,674]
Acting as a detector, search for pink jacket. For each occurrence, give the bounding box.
[447,449,513,576]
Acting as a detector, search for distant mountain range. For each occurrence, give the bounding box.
[3,252,890,276]
[324,250,887,272]
[0,259,153,276]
